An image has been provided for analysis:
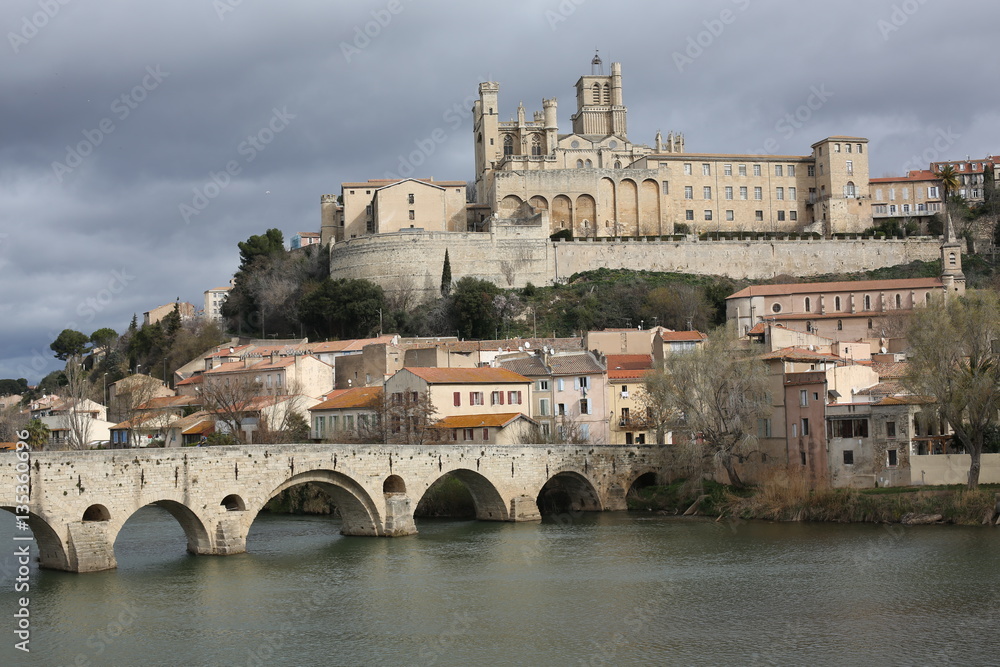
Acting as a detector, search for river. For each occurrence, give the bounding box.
[2,508,999,666]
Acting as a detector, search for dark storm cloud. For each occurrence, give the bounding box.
[2,0,998,381]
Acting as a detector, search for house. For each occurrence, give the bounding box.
[203,281,234,324]
[212,394,319,444]
[290,232,322,249]
[869,170,943,223]
[309,386,382,441]
[163,410,215,447]
[430,413,539,446]
[652,329,707,365]
[37,398,115,449]
[143,301,197,326]
[605,354,654,445]
[202,352,334,400]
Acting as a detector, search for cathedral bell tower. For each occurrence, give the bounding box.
[570,52,627,139]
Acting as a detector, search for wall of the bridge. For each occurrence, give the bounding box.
[0,444,663,572]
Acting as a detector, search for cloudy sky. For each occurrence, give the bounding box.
[2,0,998,382]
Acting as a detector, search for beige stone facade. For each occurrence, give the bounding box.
[870,170,943,221]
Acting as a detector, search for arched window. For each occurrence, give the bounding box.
[925,292,931,304]
[804,297,811,313]
[503,134,514,157]
[895,294,901,308]
[864,295,871,311]
[845,181,856,197]
[837,320,843,331]
[602,83,610,103]
[949,252,957,266]
[531,135,542,156]
[835,296,841,311]
[806,321,813,333]
[614,160,622,169]
[592,83,602,103]
[576,159,584,168]
[585,159,593,168]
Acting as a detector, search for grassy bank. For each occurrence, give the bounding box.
[628,477,1000,526]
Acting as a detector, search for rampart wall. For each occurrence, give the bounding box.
[330,229,942,298]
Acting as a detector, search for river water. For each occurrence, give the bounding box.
[2,507,999,666]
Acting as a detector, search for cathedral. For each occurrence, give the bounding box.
[322,55,873,245]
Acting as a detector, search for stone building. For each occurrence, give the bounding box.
[869,170,943,224]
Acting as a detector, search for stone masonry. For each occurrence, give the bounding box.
[0,443,663,572]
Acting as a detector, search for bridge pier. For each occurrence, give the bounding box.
[210,515,248,556]
[509,495,542,522]
[65,521,117,573]
[382,493,417,536]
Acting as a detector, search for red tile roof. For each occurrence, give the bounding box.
[728,278,942,300]
[661,330,707,342]
[606,354,653,370]
[310,387,383,411]
[431,413,533,429]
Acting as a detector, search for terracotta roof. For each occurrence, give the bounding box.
[606,354,653,370]
[112,411,176,430]
[609,368,652,380]
[137,396,201,410]
[176,374,205,386]
[310,387,383,411]
[403,367,531,384]
[875,395,934,406]
[747,322,767,336]
[182,420,215,436]
[661,331,707,342]
[728,278,943,300]
[431,413,534,429]
[872,361,908,379]
[869,170,939,183]
[760,347,844,363]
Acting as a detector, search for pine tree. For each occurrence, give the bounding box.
[441,249,452,296]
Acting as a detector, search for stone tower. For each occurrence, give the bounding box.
[473,81,501,203]
[570,56,627,138]
[940,212,966,295]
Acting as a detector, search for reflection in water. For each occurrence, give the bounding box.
[1,508,998,666]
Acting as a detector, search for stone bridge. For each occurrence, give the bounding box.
[0,443,664,572]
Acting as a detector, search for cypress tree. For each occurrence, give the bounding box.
[441,249,452,296]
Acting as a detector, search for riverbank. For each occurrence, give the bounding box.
[628,477,1000,526]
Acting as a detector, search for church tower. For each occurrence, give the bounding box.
[570,54,627,138]
[941,212,966,295]
[473,81,500,204]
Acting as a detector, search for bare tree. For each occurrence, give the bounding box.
[904,291,1000,489]
[112,374,167,447]
[642,327,771,488]
[350,389,438,445]
[0,402,28,444]
[635,373,682,445]
[199,375,263,444]
[60,357,97,449]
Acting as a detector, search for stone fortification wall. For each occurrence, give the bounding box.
[330,230,942,298]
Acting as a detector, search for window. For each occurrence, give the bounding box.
[739,164,747,176]
[683,163,692,175]
[804,297,811,313]
[834,143,841,153]
[837,320,843,330]
[453,392,461,406]
[790,211,797,221]
[800,389,808,406]
[536,379,549,391]
[408,210,415,220]
[755,210,764,222]
[577,376,589,389]
[463,428,475,441]
[771,303,782,313]
[757,418,772,438]
[726,210,734,221]
[754,187,762,200]
[725,186,733,200]
[843,450,854,465]
[777,211,785,221]
[314,416,325,438]
[531,135,542,156]
[753,164,761,176]
[846,160,854,176]
[887,449,898,467]
[503,135,513,156]
[507,390,522,405]
[684,186,693,199]
[864,295,871,310]
[856,144,863,154]
[491,390,503,405]
[788,165,796,177]
[576,159,584,168]
[344,415,354,430]
[792,423,798,437]
[845,181,856,197]
[740,186,748,200]
[662,181,669,195]
[539,398,550,416]
[470,391,484,406]
[703,186,712,199]
[801,418,810,436]
[705,210,712,221]
[829,419,869,438]
[895,294,902,308]
[408,193,414,204]
[702,163,711,176]
[580,398,591,414]
[724,164,732,176]
[928,186,939,198]
[585,159,592,168]
[868,318,873,329]
[886,421,896,438]
[788,187,796,200]
[775,165,783,176]
[776,187,784,200]
[557,403,566,416]
[685,209,694,221]
[902,187,909,200]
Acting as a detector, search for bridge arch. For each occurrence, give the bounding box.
[112,499,213,556]
[536,470,603,515]
[220,494,246,512]
[0,507,70,571]
[261,469,383,536]
[418,469,509,521]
